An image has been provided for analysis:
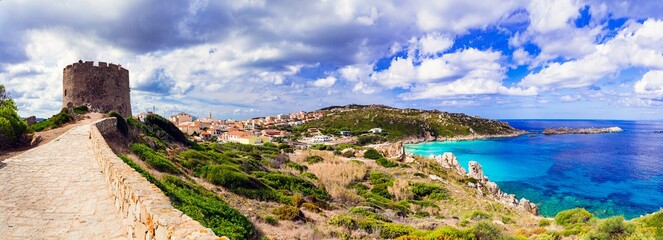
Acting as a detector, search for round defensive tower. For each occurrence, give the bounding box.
[62,60,132,116]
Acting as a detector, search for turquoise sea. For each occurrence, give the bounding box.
[404,120,663,219]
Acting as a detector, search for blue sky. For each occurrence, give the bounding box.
[1,1,663,120]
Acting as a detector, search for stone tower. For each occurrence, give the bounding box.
[62,60,132,116]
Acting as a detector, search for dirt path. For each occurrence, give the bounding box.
[0,113,104,162]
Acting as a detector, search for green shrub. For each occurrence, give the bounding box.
[539,219,552,227]
[300,172,318,180]
[349,207,391,222]
[301,202,322,213]
[467,211,492,220]
[341,150,355,158]
[328,215,356,229]
[72,105,88,114]
[363,148,383,160]
[145,114,188,144]
[357,135,385,145]
[501,215,515,224]
[380,223,417,239]
[109,111,128,137]
[305,155,324,164]
[584,216,634,240]
[473,221,504,240]
[0,95,27,147]
[254,171,330,201]
[195,165,287,203]
[555,208,594,226]
[535,231,561,240]
[411,182,449,200]
[264,215,279,226]
[28,108,73,132]
[286,162,307,173]
[414,172,426,178]
[376,157,398,168]
[369,171,394,185]
[272,205,303,221]
[130,143,181,174]
[310,144,333,150]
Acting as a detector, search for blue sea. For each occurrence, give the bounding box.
[404,120,663,219]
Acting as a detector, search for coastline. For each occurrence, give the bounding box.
[401,130,529,144]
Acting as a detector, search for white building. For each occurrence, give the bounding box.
[369,128,383,133]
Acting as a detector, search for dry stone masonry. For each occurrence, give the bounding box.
[91,118,218,239]
[63,60,132,116]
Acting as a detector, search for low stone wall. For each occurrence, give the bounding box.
[90,118,219,240]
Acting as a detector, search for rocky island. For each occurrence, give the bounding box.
[543,126,623,135]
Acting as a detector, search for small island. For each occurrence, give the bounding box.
[543,127,623,135]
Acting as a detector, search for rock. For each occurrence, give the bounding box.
[431,152,466,175]
[23,116,37,126]
[380,141,405,160]
[30,134,42,146]
[518,198,539,215]
[485,181,500,195]
[467,161,486,183]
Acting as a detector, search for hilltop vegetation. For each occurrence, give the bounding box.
[299,104,521,141]
[0,85,27,148]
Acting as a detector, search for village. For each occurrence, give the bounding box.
[133,110,383,146]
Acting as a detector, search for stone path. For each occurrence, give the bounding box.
[0,124,127,239]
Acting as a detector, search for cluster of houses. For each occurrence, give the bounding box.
[145,111,326,145]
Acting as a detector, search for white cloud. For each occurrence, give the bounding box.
[311,76,337,88]
[512,48,532,65]
[414,33,454,56]
[634,70,663,99]
[521,19,663,90]
[560,95,581,102]
[527,0,581,33]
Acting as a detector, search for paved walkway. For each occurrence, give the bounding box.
[0,124,127,239]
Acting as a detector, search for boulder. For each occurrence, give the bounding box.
[30,134,42,146]
[379,141,405,160]
[467,161,486,183]
[431,152,466,175]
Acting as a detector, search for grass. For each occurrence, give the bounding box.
[117,154,255,239]
[308,160,366,205]
[130,143,181,174]
[29,108,73,132]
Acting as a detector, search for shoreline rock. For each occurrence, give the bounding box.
[543,126,622,135]
[416,152,540,215]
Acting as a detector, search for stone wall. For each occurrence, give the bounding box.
[63,61,132,116]
[90,118,218,239]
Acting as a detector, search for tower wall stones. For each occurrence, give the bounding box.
[63,60,132,116]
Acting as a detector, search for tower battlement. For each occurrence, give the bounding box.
[62,60,132,116]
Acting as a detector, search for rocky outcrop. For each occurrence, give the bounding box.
[403,131,527,144]
[543,127,622,135]
[429,152,466,176]
[379,141,405,160]
[426,153,539,215]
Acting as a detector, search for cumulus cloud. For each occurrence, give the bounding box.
[311,76,337,88]
[560,95,582,102]
[521,19,663,90]
[634,70,663,99]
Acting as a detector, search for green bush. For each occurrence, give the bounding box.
[538,219,552,227]
[305,155,324,164]
[264,215,279,226]
[583,216,634,240]
[380,223,416,238]
[363,148,383,160]
[357,134,385,145]
[535,231,561,240]
[130,143,181,174]
[0,93,27,147]
[286,162,307,173]
[72,105,88,114]
[28,109,73,132]
[145,114,188,144]
[301,202,322,213]
[349,207,391,222]
[109,111,128,137]
[473,221,504,240]
[254,171,330,201]
[555,208,594,226]
[411,182,449,200]
[272,205,302,221]
[195,165,288,203]
[310,144,333,150]
[376,157,398,168]
[328,215,356,229]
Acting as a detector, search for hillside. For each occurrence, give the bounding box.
[300,105,523,141]
[96,112,663,240]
